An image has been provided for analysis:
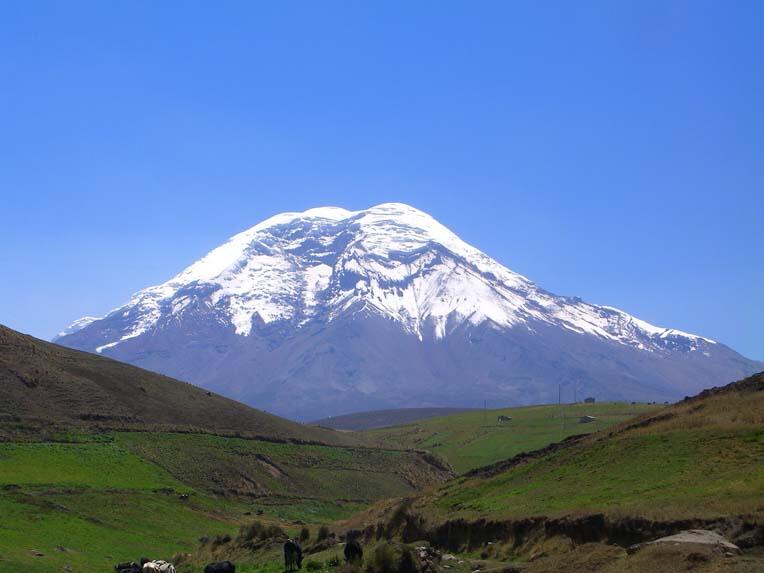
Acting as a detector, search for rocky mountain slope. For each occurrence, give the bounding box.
[55,203,762,419]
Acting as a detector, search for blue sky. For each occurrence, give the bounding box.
[0,1,762,359]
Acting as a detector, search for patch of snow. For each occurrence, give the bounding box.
[95,340,120,353]
[56,316,100,338]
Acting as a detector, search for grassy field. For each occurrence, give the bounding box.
[364,402,661,473]
[115,432,449,513]
[0,438,239,573]
[0,429,451,573]
[1,403,660,573]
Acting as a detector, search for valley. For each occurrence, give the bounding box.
[361,402,661,473]
[340,373,764,572]
[0,430,447,572]
[0,326,450,572]
[2,324,762,572]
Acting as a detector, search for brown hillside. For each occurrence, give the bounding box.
[0,324,354,445]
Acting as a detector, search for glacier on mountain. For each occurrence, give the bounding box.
[55,202,759,419]
[60,203,714,351]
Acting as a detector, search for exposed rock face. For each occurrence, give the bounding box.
[55,203,762,420]
[646,529,740,553]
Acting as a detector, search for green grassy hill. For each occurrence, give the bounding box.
[312,407,480,431]
[419,375,764,522]
[363,401,661,473]
[338,374,764,557]
[0,431,452,573]
[332,374,764,572]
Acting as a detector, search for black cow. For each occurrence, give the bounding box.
[204,561,236,573]
[344,539,363,563]
[284,539,303,571]
[114,562,141,573]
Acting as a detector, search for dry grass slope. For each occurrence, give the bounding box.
[0,324,353,445]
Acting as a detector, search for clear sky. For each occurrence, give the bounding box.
[1,1,762,360]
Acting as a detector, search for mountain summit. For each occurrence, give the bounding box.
[56,203,761,419]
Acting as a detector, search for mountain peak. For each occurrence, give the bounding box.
[54,203,760,419]
[57,203,712,345]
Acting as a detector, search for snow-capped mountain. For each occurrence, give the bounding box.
[56,203,761,420]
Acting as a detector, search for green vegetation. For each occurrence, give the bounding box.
[115,432,447,504]
[409,376,764,522]
[0,430,448,572]
[0,401,666,572]
[430,428,764,519]
[4,326,761,573]
[0,441,183,489]
[0,438,238,573]
[365,402,661,473]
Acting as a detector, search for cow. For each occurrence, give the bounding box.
[497,415,512,423]
[142,561,176,573]
[115,562,141,573]
[344,539,363,564]
[205,561,236,573]
[284,539,303,571]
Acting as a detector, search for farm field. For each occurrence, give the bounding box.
[363,401,662,473]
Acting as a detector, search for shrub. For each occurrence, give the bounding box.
[366,545,395,573]
[266,524,286,539]
[238,521,286,542]
[239,521,265,541]
[318,525,330,541]
[399,548,418,573]
[300,526,311,541]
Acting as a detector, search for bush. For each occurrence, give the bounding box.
[326,556,341,567]
[239,521,265,541]
[266,524,287,539]
[318,525,330,541]
[300,526,311,541]
[238,520,286,542]
[399,548,418,573]
[306,560,322,571]
[366,545,395,573]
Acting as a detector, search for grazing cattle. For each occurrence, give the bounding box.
[115,562,141,573]
[142,561,176,573]
[284,539,303,571]
[497,415,512,423]
[205,561,235,573]
[344,539,363,563]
